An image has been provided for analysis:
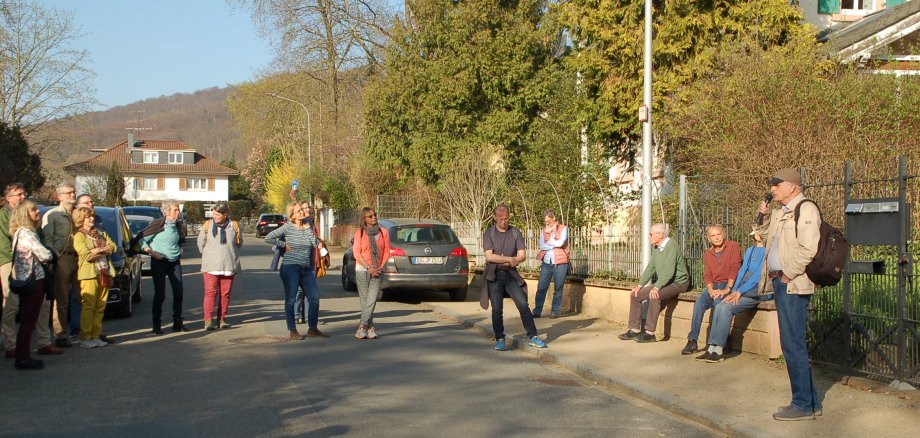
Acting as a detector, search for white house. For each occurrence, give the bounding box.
[64,135,238,206]
[799,0,912,30]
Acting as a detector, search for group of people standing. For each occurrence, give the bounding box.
[0,181,245,370]
[0,183,119,370]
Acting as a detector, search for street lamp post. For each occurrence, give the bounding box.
[266,92,313,204]
[640,0,654,271]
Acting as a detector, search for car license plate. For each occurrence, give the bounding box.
[267,224,278,228]
[412,256,443,265]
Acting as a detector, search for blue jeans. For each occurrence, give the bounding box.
[533,262,568,316]
[488,270,538,340]
[687,282,727,341]
[707,295,762,347]
[774,278,822,412]
[151,258,184,328]
[280,264,319,331]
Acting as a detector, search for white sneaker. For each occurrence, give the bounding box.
[80,339,97,348]
[95,338,108,347]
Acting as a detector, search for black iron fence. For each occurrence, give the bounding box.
[682,157,919,388]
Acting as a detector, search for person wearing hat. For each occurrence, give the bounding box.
[680,224,741,356]
[755,168,823,420]
[692,226,769,363]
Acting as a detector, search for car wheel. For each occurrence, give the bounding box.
[341,264,357,292]
[449,286,468,302]
[114,292,132,318]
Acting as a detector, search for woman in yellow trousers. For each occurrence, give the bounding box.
[72,207,116,348]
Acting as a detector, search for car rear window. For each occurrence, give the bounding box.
[261,215,284,222]
[393,225,458,245]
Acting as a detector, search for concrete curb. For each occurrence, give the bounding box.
[423,302,778,438]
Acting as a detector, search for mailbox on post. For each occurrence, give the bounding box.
[844,197,909,275]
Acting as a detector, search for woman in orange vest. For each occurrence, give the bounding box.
[532,209,569,319]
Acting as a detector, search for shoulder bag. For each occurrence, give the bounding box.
[9,230,37,296]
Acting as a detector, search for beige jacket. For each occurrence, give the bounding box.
[756,193,821,295]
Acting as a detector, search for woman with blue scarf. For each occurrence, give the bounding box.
[197,202,242,331]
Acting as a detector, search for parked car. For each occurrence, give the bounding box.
[256,213,286,238]
[122,205,187,243]
[342,218,469,301]
[38,206,143,319]
[125,214,154,275]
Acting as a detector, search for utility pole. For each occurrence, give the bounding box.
[640,0,654,270]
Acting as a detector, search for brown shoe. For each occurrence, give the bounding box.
[55,338,73,348]
[306,328,329,338]
[289,330,304,341]
[5,349,15,359]
[37,345,63,355]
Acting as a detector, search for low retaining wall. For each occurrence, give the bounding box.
[471,271,781,358]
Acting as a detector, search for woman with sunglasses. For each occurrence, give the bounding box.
[352,207,390,339]
[265,202,326,340]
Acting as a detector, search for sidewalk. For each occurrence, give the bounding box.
[423,300,920,438]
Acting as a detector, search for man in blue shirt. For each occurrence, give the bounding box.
[694,228,770,362]
[139,200,187,334]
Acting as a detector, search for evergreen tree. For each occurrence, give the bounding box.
[104,161,126,206]
[0,122,45,193]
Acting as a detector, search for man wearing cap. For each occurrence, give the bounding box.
[756,168,823,421]
[680,224,741,356]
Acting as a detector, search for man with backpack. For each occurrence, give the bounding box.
[756,168,823,421]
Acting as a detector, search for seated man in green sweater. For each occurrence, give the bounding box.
[619,223,690,343]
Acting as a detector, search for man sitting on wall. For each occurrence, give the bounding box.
[681,224,741,356]
[619,223,690,343]
[693,228,769,362]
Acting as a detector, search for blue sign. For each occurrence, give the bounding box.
[291,179,299,190]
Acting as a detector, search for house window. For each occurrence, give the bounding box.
[143,152,159,164]
[187,178,207,190]
[168,152,183,164]
[143,177,158,190]
[840,0,874,14]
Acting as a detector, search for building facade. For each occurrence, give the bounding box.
[64,136,238,206]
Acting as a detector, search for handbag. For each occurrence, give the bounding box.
[98,271,114,288]
[9,230,37,296]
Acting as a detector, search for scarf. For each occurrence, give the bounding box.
[365,224,381,268]
[211,218,230,244]
[83,227,110,273]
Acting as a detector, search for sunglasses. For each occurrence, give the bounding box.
[365,214,377,218]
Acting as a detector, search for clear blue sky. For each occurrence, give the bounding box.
[38,0,273,108]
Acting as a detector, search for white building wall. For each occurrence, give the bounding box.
[799,1,835,30]
[125,176,229,202]
[75,175,230,204]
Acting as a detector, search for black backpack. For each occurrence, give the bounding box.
[794,200,850,287]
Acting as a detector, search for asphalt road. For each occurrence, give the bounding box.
[0,237,715,437]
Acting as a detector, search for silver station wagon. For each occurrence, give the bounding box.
[342,218,470,301]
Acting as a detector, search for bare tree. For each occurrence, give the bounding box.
[439,149,505,240]
[231,0,394,126]
[0,1,96,146]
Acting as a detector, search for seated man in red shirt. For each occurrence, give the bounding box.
[680,224,741,356]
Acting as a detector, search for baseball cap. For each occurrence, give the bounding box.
[769,168,801,186]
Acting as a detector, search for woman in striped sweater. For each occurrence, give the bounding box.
[265,202,327,340]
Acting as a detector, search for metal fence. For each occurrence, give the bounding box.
[677,158,919,388]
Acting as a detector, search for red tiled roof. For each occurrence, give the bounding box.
[64,140,239,176]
